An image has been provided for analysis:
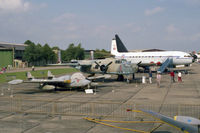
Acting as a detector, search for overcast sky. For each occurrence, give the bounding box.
[0,0,200,52]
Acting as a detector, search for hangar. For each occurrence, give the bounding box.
[0,42,27,69]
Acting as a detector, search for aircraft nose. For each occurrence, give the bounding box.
[87,80,91,84]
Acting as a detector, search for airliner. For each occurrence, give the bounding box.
[111,35,193,68]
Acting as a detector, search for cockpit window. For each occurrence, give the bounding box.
[115,60,121,64]
[184,55,191,57]
[115,59,127,64]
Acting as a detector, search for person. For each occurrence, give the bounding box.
[149,70,152,84]
[156,72,161,87]
[2,67,6,73]
[178,71,182,82]
[170,71,175,83]
[32,66,35,71]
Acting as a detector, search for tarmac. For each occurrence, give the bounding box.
[0,63,200,133]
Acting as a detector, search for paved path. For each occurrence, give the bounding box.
[0,63,199,133]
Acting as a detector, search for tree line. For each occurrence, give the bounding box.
[23,40,111,66]
[23,40,57,66]
[23,40,86,66]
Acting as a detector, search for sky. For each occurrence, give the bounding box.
[0,0,200,52]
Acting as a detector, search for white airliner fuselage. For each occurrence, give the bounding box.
[111,36,193,67]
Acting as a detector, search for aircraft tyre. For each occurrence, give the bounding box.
[132,73,135,80]
[117,75,124,81]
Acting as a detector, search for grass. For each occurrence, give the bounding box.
[0,68,78,83]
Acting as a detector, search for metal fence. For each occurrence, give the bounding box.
[0,98,200,119]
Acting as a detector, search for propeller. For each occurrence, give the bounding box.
[94,61,113,74]
[137,61,142,65]
[189,53,197,62]
[94,61,101,68]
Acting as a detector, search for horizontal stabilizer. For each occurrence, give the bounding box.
[8,79,23,85]
[87,74,111,80]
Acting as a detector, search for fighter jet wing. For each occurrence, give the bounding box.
[140,110,199,133]
[87,74,111,80]
[108,72,134,75]
[23,79,70,83]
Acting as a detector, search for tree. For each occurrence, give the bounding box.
[23,41,38,63]
[24,40,34,45]
[42,44,57,64]
[52,46,60,50]
[23,40,57,66]
[94,49,111,59]
[62,43,85,62]
[74,44,85,60]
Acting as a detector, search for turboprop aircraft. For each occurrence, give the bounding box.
[69,58,139,82]
[111,34,193,73]
[8,71,94,90]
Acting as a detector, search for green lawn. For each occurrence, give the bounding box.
[0,68,78,83]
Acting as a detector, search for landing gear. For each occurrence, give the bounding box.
[39,83,44,89]
[88,73,95,77]
[132,73,135,80]
[117,75,124,81]
[87,84,91,89]
[54,86,58,91]
[126,78,130,83]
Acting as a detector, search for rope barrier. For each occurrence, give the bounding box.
[84,117,163,133]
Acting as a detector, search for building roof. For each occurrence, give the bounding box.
[0,42,27,50]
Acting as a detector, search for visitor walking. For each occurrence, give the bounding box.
[149,70,152,84]
[178,71,182,82]
[170,71,175,83]
[156,72,161,87]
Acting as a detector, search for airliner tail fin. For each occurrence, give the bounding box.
[111,34,128,55]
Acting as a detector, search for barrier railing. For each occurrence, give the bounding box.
[0,98,199,119]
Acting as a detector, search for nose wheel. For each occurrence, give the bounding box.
[126,78,130,83]
[87,84,91,89]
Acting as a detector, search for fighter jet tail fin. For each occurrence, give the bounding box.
[47,70,55,79]
[27,72,34,80]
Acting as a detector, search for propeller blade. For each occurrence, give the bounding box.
[189,53,197,62]
[101,61,113,74]
[106,61,113,67]
[137,61,142,65]
[94,61,100,67]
